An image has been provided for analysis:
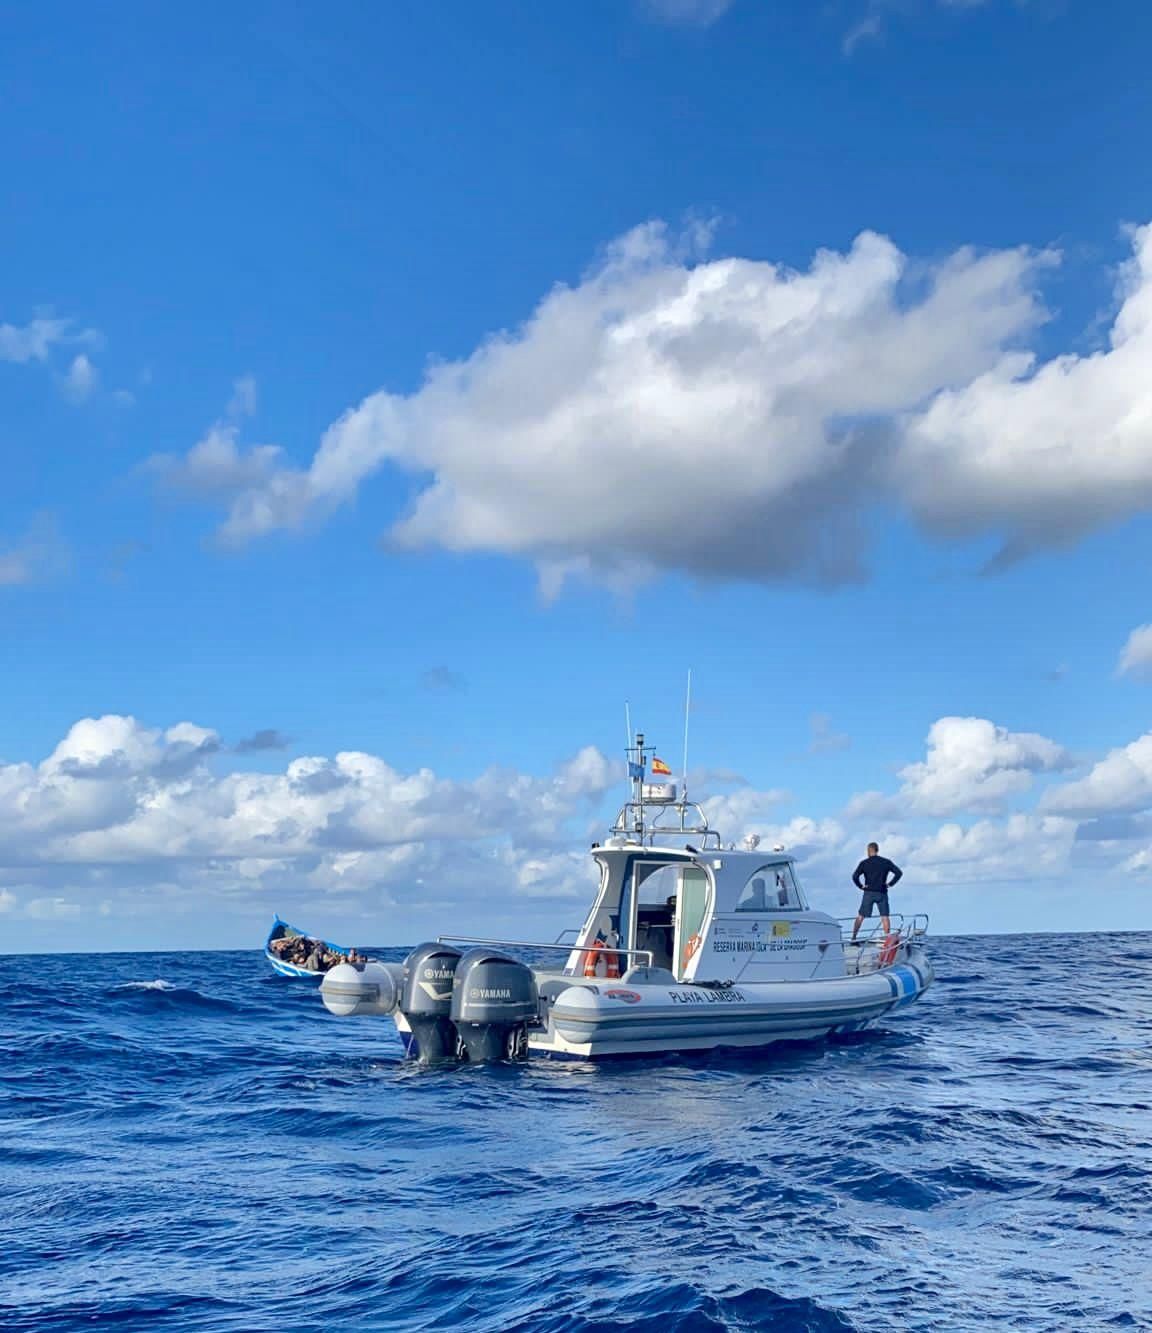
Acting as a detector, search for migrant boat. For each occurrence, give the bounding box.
[319,734,934,1061]
[265,916,355,977]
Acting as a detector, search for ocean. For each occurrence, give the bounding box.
[2,932,1150,1332]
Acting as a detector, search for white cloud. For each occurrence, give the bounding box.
[1043,732,1152,817]
[43,715,221,780]
[0,516,68,588]
[148,377,274,507]
[1117,623,1152,679]
[2,711,1148,935]
[0,313,100,373]
[627,792,1095,915]
[849,716,1073,818]
[896,223,1152,568]
[701,787,792,835]
[0,717,622,919]
[169,221,1152,594]
[0,315,73,364]
[641,0,734,25]
[190,222,1046,586]
[904,813,1077,881]
[842,15,883,53]
[61,353,99,402]
[151,422,285,502]
[764,815,850,864]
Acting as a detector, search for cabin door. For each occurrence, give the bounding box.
[674,866,710,979]
[619,860,666,957]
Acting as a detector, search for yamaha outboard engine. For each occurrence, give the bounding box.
[400,943,463,1064]
[320,960,404,1017]
[450,949,539,1062]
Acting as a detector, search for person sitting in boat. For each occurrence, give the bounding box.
[850,842,902,942]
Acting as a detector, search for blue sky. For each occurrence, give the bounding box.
[2,0,1151,952]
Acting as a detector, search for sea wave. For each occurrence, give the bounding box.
[1,933,1150,1331]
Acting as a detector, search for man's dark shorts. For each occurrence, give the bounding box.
[858,890,890,918]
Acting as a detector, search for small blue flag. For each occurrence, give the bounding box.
[628,761,645,779]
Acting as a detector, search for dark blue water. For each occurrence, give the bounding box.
[2,933,1151,1332]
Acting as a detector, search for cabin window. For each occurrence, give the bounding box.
[735,863,799,911]
[636,863,681,904]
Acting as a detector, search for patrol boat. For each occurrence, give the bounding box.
[319,734,934,1062]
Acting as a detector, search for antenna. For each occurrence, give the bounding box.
[681,668,692,798]
[624,701,632,752]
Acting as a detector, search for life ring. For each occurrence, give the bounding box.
[583,946,602,978]
[878,933,900,967]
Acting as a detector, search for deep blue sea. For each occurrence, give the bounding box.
[2,932,1151,1332]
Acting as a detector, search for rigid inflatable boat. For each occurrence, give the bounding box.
[320,734,933,1061]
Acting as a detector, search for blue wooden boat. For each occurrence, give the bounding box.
[265,915,352,977]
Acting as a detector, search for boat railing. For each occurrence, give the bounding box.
[835,913,928,939]
[642,800,722,847]
[437,935,653,969]
[609,798,723,849]
[642,826,724,849]
[834,914,928,969]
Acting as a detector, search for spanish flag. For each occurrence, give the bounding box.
[651,756,672,776]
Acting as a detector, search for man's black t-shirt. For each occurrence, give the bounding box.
[852,855,902,895]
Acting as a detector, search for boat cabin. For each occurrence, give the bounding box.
[564,765,844,984]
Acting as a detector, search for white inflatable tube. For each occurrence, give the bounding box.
[320,961,404,1018]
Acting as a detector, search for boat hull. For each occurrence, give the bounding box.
[266,952,324,978]
[265,915,352,977]
[528,951,933,1059]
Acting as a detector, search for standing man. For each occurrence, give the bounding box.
[851,842,902,941]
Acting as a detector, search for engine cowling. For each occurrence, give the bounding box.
[450,949,538,1062]
[399,942,463,1063]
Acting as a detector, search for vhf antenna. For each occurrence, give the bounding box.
[681,668,692,802]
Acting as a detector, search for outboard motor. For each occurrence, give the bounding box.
[400,943,463,1064]
[450,949,539,1063]
[320,961,404,1018]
